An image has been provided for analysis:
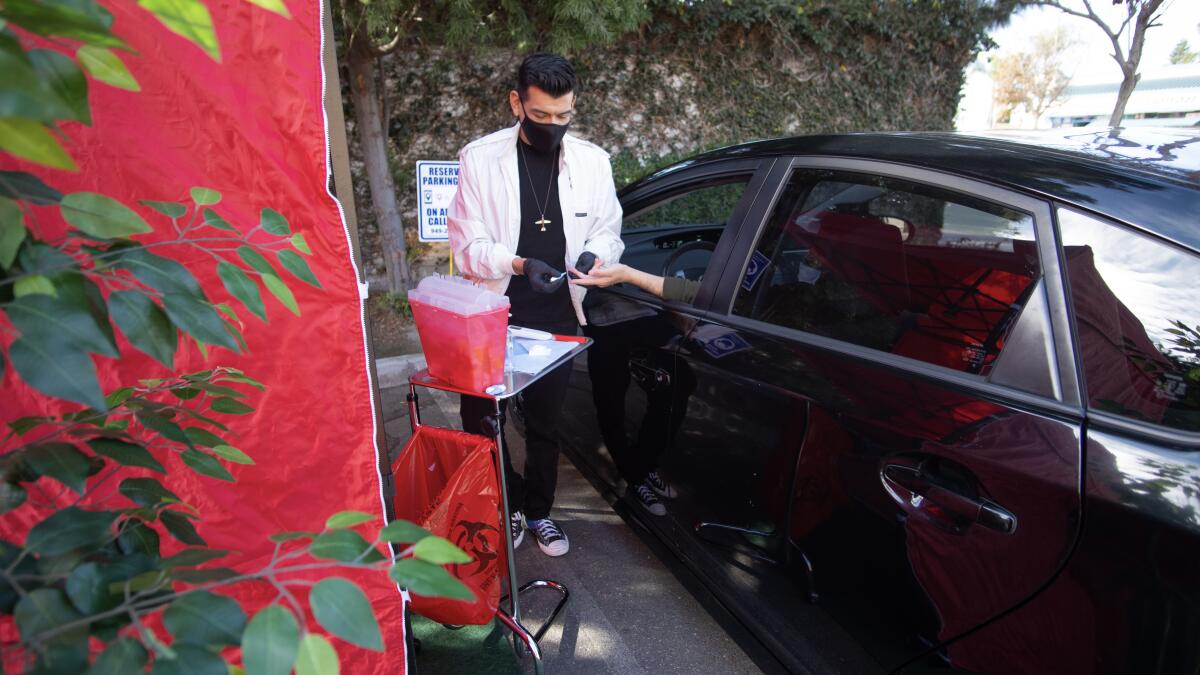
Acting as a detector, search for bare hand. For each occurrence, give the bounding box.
[570,261,631,288]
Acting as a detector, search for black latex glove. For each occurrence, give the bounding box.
[523,258,566,294]
[572,251,598,278]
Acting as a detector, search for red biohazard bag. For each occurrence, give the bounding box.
[391,425,505,625]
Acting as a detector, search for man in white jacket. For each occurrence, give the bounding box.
[448,52,623,557]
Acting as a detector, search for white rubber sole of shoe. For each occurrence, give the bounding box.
[536,536,569,557]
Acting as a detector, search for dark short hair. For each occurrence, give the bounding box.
[517,52,577,99]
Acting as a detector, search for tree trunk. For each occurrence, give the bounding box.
[347,41,410,292]
[1108,69,1139,127]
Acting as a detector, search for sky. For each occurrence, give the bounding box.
[980,0,1200,83]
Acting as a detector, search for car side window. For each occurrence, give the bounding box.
[1058,208,1200,433]
[732,169,1040,376]
[620,177,750,283]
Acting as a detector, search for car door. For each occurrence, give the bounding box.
[672,157,1085,672]
[561,156,773,505]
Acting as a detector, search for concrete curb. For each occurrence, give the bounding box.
[374,353,426,389]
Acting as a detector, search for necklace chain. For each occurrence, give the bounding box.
[518,142,556,232]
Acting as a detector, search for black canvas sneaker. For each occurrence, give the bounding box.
[633,481,667,516]
[646,470,677,499]
[510,510,525,549]
[527,517,569,557]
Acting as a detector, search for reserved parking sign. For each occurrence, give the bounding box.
[416,160,459,242]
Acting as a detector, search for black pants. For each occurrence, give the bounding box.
[460,320,576,521]
[583,317,694,487]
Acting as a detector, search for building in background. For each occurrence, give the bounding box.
[1045,63,1200,128]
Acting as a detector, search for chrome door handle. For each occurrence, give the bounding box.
[882,463,1017,535]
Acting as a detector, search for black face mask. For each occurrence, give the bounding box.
[520,102,569,153]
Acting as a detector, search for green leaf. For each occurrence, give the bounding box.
[217,261,267,321]
[161,292,240,351]
[0,34,74,122]
[26,507,117,556]
[25,442,90,493]
[119,477,181,507]
[220,368,266,390]
[211,444,253,465]
[189,186,220,205]
[379,519,432,544]
[276,249,321,288]
[8,416,53,435]
[28,49,90,124]
[260,207,289,235]
[138,200,186,218]
[164,589,246,647]
[8,291,118,357]
[161,510,206,546]
[267,531,314,542]
[116,247,203,296]
[14,588,85,645]
[135,408,190,444]
[117,519,161,556]
[262,273,299,316]
[183,427,225,447]
[105,386,136,408]
[237,246,275,275]
[147,644,229,675]
[138,0,220,61]
[163,548,229,567]
[0,196,26,268]
[210,396,253,415]
[0,117,76,171]
[76,45,140,91]
[202,207,235,231]
[172,567,238,583]
[193,381,247,398]
[171,387,201,400]
[89,439,165,473]
[0,170,62,204]
[0,482,27,514]
[413,535,473,565]
[109,289,177,368]
[326,511,375,530]
[389,558,475,601]
[9,336,105,410]
[243,605,299,675]
[295,633,338,675]
[181,448,234,482]
[87,638,148,675]
[310,530,385,563]
[13,273,55,297]
[1,1,125,48]
[65,561,110,615]
[246,0,292,19]
[61,191,152,238]
[37,643,88,673]
[290,232,311,255]
[310,577,383,651]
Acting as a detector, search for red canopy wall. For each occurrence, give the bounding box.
[0,1,406,671]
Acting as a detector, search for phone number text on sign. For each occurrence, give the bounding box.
[416,160,459,242]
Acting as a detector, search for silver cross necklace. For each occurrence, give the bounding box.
[518,142,557,232]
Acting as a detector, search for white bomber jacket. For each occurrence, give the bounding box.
[447,123,624,326]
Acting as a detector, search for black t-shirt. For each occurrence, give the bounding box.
[508,138,575,326]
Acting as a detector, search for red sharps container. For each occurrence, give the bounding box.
[408,276,510,393]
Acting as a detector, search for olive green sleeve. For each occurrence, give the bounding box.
[662,276,701,304]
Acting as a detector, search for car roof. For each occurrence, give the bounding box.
[633,128,1200,253]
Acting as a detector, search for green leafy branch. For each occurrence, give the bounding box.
[0,177,319,412]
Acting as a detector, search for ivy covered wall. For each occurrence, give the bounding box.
[343,0,1016,283]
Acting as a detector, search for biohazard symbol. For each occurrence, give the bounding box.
[450,520,500,577]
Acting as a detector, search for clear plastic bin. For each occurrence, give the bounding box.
[409,276,509,393]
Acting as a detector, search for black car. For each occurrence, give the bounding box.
[558,129,1200,674]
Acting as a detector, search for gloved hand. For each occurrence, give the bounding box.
[523,258,566,294]
[572,251,598,277]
